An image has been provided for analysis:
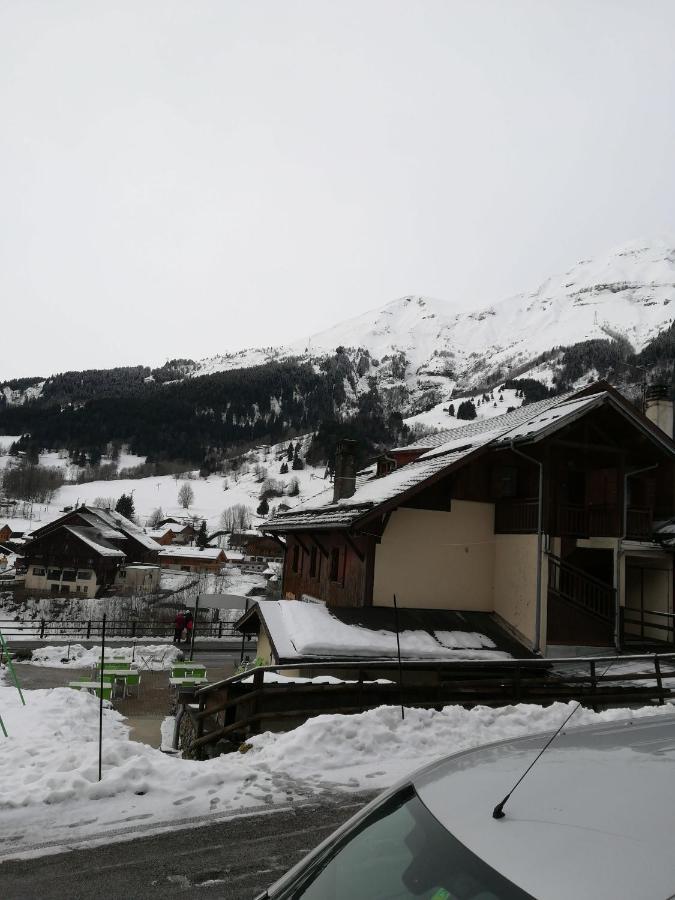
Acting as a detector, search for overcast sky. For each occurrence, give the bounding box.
[2,1,675,379]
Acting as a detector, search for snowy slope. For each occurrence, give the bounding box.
[0,436,329,537]
[191,236,675,397]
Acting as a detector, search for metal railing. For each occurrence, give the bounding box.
[623,608,675,644]
[0,618,240,641]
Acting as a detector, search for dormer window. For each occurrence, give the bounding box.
[376,456,396,478]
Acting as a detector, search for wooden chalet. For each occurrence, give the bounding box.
[157,545,226,573]
[264,382,675,656]
[22,506,160,596]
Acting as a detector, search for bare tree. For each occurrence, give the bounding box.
[178,482,195,509]
[146,506,164,527]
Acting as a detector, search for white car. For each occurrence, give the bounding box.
[259,713,675,899]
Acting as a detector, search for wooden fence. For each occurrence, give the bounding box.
[182,653,675,756]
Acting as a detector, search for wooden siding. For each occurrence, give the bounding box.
[282,532,373,608]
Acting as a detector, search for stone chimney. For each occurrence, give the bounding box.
[333,439,358,503]
[645,383,674,439]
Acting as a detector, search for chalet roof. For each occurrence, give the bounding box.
[82,507,161,551]
[63,526,126,558]
[158,546,224,560]
[399,393,577,451]
[265,385,675,533]
[235,599,529,663]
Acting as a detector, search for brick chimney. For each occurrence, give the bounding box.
[645,383,674,439]
[333,439,358,502]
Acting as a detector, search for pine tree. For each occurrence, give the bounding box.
[286,442,294,461]
[456,400,477,421]
[448,403,455,417]
[196,520,208,547]
[115,493,135,520]
[257,497,269,516]
[280,461,289,474]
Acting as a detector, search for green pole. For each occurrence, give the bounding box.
[98,613,106,782]
[0,630,25,706]
[0,712,7,738]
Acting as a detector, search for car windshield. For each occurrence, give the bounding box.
[284,785,532,900]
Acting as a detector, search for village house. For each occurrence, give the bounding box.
[147,520,196,545]
[230,532,284,574]
[22,506,160,596]
[261,382,675,658]
[157,545,226,573]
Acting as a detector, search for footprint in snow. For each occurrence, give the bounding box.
[173,795,196,806]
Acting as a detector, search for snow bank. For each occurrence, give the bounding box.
[279,601,511,660]
[25,644,182,669]
[0,669,673,856]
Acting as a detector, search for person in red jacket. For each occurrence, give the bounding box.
[184,611,194,645]
[173,610,185,644]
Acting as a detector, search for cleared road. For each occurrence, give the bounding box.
[0,794,374,900]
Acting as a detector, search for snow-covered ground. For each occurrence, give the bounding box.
[0,436,327,536]
[405,386,524,432]
[1,665,674,859]
[23,644,182,669]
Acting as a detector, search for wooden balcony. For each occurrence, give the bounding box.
[494,498,539,533]
[496,501,653,539]
[625,507,653,541]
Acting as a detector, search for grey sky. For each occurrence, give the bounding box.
[2,1,675,379]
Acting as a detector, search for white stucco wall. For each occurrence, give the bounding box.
[493,533,542,649]
[372,502,495,610]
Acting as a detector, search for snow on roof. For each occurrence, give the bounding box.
[158,546,224,560]
[64,526,126,558]
[268,385,675,533]
[250,600,512,662]
[400,393,575,451]
[84,507,161,550]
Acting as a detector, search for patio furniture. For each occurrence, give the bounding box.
[68,680,113,701]
[101,668,141,699]
[170,663,207,679]
[169,676,208,687]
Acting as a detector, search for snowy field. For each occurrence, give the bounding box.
[0,435,328,535]
[0,668,674,860]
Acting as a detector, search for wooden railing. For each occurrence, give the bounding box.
[494,498,539,533]
[495,502,652,539]
[547,555,615,622]
[626,507,652,540]
[181,653,675,755]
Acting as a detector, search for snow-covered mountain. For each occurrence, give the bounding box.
[193,237,675,406]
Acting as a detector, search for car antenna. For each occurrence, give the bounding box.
[492,655,617,820]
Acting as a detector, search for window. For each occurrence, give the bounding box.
[292,545,300,573]
[31,566,46,577]
[310,546,318,578]
[330,547,340,582]
[47,568,61,581]
[492,465,518,499]
[77,570,92,580]
[284,785,532,899]
[61,570,77,582]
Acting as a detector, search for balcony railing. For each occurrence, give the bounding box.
[626,507,652,540]
[494,499,539,533]
[496,502,653,539]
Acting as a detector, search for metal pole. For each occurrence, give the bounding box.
[240,598,249,663]
[98,613,106,782]
[0,713,7,738]
[189,595,199,662]
[392,594,404,721]
[0,630,25,706]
